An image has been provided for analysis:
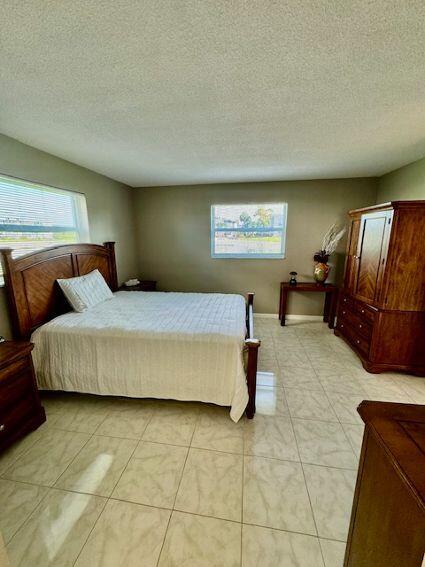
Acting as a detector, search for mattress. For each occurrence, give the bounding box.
[31,291,249,421]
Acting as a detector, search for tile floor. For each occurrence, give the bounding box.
[0,318,424,566]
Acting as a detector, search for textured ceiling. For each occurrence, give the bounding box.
[1,1,425,187]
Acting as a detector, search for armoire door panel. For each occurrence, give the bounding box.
[375,211,393,306]
[344,218,361,293]
[355,213,388,303]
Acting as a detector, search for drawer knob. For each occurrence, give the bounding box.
[356,339,360,344]
[359,324,362,328]
[340,324,344,328]
[0,424,5,432]
[343,298,347,303]
[361,309,365,314]
[342,310,346,315]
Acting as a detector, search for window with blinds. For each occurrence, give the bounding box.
[211,203,287,258]
[0,174,90,284]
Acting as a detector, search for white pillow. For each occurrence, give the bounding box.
[57,269,113,312]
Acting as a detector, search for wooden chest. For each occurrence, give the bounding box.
[345,401,425,566]
[335,201,425,376]
[0,341,46,453]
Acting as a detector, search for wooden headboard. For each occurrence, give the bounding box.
[0,242,118,339]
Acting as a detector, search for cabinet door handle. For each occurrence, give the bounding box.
[342,310,346,315]
[361,309,365,314]
[359,324,362,328]
[0,424,5,432]
[343,298,347,303]
[356,339,360,344]
[340,324,344,328]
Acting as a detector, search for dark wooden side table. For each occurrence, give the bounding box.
[119,280,157,292]
[279,282,338,328]
[0,341,46,453]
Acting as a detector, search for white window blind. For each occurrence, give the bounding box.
[0,174,90,284]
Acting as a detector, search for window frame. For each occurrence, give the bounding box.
[0,173,90,285]
[210,203,288,259]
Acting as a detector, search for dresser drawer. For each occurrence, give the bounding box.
[352,300,376,325]
[340,293,377,325]
[349,329,370,356]
[0,369,34,413]
[0,357,29,383]
[355,318,372,340]
[336,317,370,357]
[340,292,355,311]
[339,305,373,340]
[336,317,350,338]
[0,396,37,441]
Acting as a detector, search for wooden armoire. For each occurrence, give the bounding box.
[335,200,425,376]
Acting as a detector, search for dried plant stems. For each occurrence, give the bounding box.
[321,223,346,255]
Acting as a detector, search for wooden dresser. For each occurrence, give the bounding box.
[345,401,425,566]
[335,201,425,375]
[0,341,45,453]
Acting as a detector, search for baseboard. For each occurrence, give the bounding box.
[286,314,323,321]
[255,313,323,321]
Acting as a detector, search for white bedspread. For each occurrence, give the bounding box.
[31,291,249,421]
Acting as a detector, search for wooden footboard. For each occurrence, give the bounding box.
[245,292,261,419]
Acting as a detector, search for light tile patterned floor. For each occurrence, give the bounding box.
[0,318,424,566]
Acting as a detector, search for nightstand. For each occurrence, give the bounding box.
[119,280,157,292]
[0,341,46,454]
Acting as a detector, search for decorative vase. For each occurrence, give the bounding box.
[314,262,330,283]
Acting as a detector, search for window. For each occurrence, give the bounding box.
[211,203,287,258]
[0,174,90,284]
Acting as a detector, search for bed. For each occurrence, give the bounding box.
[0,242,260,421]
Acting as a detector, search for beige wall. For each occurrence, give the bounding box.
[0,133,138,338]
[377,156,425,202]
[134,179,378,314]
[7,129,422,327]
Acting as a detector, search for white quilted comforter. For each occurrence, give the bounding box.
[31,291,249,421]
